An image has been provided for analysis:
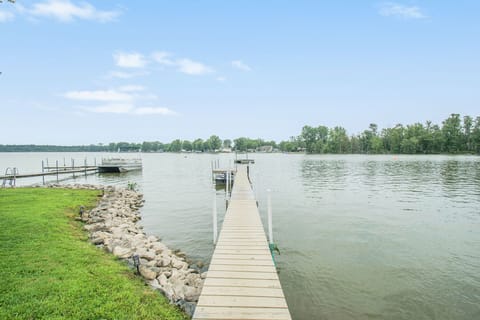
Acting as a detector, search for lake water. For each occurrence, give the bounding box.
[1,153,479,319]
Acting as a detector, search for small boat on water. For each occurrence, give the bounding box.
[98,158,142,173]
[214,171,235,183]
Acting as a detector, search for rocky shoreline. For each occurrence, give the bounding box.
[44,184,204,317]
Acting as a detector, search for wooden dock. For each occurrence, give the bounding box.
[193,165,291,320]
[0,167,97,180]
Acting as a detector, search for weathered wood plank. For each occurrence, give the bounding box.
[207,270,279,280]
[194,307,291,320]
[203,277,282,289]
[200,286,285,298]
[197,295,288,308]
[210,258,275,266]
[208,264,277,273]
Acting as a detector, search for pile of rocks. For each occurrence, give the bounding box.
[46,184,204,317]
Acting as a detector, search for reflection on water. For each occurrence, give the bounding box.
[1,153,480,319]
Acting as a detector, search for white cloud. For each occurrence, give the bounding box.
[113,52,148,68]
[231,60,252,71]
[151,51,175,66]
[176,58,213,75]
[133,107,177,116]
[379,2,427,19]
[216,76,227,82]
[107,70,150,79]
[84,104,177,116]
[64,87,176,116]
[30,0,121,23]
[0,10,15,23]
[64,89,132,102]
[86,104,133,114]
[118,85,145,92]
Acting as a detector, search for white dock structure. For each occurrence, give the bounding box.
[193,165,291,320]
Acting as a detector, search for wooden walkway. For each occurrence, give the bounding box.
[193,165,291,320]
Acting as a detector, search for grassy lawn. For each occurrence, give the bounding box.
[0,188,187,320]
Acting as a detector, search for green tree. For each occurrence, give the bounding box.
[223,139,232,149]
[326,126,349,153]
[472,117,480,153]
[168,139,182,152]
[207,135,222,151]
[182,140,192,151]
[442,113,463,153]
[463,115,473,152]
[301,125,318,153]
[193,138,204,151]
[233,137,248,152]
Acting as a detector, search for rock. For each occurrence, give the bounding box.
[147,235,158,243]
[157,256,171,267]
[139,265,157,280]
[200,272,208,279]
[176,300,196,318]
[113,246,132,258]
[158,284,174,301]
[184,285,201,302]
[185,273,201,286]
[172,259,188,270]
[158,273,168,286]
[91,236,104,245]
[151,242,167,254]
[172,282,185,301]
[149,278,161,290]
[138,249,156,261]
[146,260,157,267]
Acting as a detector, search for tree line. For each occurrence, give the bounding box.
[284,113,480,154]
[1,114,479,154]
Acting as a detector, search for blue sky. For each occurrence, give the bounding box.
[1,0,479,144]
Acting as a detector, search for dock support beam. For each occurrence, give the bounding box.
[213,188,218,244]
[267,188,273,244]
[42,161,45,185]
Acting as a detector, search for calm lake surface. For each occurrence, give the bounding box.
[1,153,479,319]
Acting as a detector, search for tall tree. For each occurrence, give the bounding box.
[207,135,222,151]
[442,113,463,153]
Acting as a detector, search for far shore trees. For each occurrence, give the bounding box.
[1,113,479,155]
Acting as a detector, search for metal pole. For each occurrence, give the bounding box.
[267,189,273,244]
[84,158,87,177]
[213,188,218,244]
[42,160,45,185]
[56,160,59,183]
[72,159,75,178]
[226,170,229,196]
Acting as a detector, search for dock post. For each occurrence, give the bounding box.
[211,161,214,181]
[72,159,75,178]
[267,189,273,244]
[56,160,59,183]
[226,170,229,197]
[84,158,87,177]
[42,160,45,185]
[213,188,218,244]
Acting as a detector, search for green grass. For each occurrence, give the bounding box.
[0,188,187,320]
